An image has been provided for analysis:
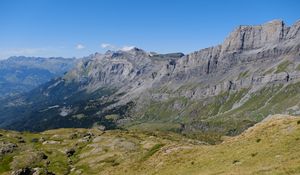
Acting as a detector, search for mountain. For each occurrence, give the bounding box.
[0,56,77,99]
[0,19,300,143]
[1,114,300,174]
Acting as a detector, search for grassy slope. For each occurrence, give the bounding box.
[108,115,300,175]
[127,82,300,143]
[1,115,300,175]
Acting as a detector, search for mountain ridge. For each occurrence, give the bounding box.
[0,56,77,99]
[0,19,299,142]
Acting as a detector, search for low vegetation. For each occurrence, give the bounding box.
[275,60,291,73]
[1,115,300,174]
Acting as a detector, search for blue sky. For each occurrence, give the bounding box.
[0,0,299,59]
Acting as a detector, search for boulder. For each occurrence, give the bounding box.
[0,141,17,155]
[65,148,76,157]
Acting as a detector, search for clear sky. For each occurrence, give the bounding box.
[0,0,299,59]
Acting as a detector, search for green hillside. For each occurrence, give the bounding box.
[1,115,300,175]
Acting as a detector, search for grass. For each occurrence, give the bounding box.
[219,88,249,113]
[47,153,70,174]
[128,80,300,145]
[258,82,300,116]
[275,60,291,73]
[129,122,182,132]
[263,67,275,75]
[296,64,300,71]
[237,70,249,80]
[221,85,281,116]
[0,155,13,173]
[99,115,300,174]
[1,115,300,174]
[141,143,164,161]
[129,82,297,141]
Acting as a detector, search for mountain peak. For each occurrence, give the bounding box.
[108,47,147,58]
[119,47,145,53]
[264,19,284,25]
[221,19,289,52]
[120,46,138,51]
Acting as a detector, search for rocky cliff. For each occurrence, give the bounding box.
[0,20,300,138]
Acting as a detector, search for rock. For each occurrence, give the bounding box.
[0,141,17,155]
[42,140,60,145]
[14,136,23,139]
[11,167,55,175]
[75,170,83,175]
[39,137,45,142]
[69,133,78,139]
[97,125,106,131]
[11,151,48,171]
[37,152,48,160]
[31,138,39,143]
[11,167,32,175]
[286,20,300,39]
[77,138,89,143]
[50,135,61,139]
[32,168,47,175]
[80,132,94,142]
[83,132,94,137]
[45,160,51,166]
[222,20,286,52]
[65,148,76,157]
[71,168,76,172]
[18,139,25,143]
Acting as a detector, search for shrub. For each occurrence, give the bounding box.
[232,160,240,164]
[251,152,258,157]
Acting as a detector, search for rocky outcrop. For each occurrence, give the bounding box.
[0,141,17,156]
[221,20,300,53]
[222,20,285,52]
[286,20,300,39]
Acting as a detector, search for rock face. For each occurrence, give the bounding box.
[222,20,285,52]
[0,19,300,135]
[222,20,300,52]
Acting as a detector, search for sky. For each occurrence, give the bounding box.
[0,0,299,59]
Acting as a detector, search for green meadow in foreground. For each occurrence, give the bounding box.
[1,114,300,175]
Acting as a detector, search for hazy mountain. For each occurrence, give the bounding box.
[0,20,299,143]
[0,56,77,99]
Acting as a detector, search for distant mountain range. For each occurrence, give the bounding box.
[0,56,76,99]
[0,19,299,143]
